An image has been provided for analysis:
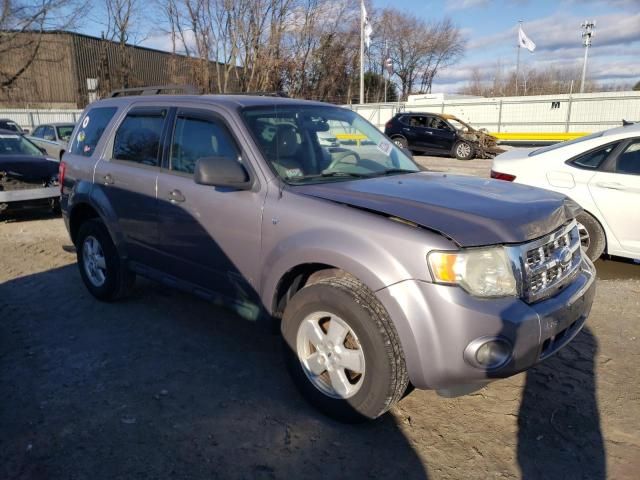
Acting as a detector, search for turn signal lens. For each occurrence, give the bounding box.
[427,252,459,284]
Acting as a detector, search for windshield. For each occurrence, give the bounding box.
[0,133,43,156]
[447,118,471,131]
[242,105,420,184]
[56,125,75,141]
[529,131,604,156]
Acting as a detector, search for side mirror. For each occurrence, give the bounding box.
[38,146,47,155]
[194,156,251,189]
[401,147,414,159]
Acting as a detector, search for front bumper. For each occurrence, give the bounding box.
[376,256,596,391]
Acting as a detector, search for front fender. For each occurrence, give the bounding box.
[261,227,417,315]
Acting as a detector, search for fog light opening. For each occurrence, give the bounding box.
[465,337,512,370]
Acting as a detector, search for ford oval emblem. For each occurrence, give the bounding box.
[559,247,573,266]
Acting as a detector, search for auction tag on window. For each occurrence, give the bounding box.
[285,168,303,178]
[77,131,86,143]
[0,134,19,139]
[82,116,90,128]
[377,139,392,155]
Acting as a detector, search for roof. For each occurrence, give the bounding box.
[0,128,22,135]
[34,122,76,127]
[88,94,331,110]
[603,121,640,137]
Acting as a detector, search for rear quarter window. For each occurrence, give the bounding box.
[70,107,118,157]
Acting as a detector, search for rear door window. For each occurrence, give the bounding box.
[113,108,167,167]
[43,126,55,141]
[70,107,118,157]
[32,126,44,138]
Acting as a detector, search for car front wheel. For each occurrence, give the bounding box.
[453,140,475,160]
[281,275,409,422]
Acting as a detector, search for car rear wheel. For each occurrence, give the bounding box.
[392,136,408,149]
[281,275,408,422]
[576,212,606,262]
[76,219,135,301]
[453,140,475,160]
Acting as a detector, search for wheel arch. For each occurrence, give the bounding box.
[271,264,360,319]
[578,207,609,254]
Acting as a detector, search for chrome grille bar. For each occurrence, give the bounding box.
[508,220,583,304]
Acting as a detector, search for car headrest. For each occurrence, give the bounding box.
[275,124,299,157]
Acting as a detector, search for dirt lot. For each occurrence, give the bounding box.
[1,155,639,479]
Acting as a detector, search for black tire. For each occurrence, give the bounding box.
[50,197,61,215]
[391,136,408,149]
[281,276,408,422]
[453,140,475,160]
[76,219,135,301]
[576,212,606,261]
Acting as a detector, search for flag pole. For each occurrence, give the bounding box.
[360,0,365,104]
[515,20,522,96]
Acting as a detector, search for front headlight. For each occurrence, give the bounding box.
[427,247,517,297]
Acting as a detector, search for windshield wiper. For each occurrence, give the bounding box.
[291,171,370,181]
[378,168,419,175]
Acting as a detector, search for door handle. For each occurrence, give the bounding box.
[425,130,433,135]
[595,182,624,190]
[168,189,186,203]
[402,127,411,132]
[103,174,114,186]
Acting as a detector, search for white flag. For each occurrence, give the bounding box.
[362,1,373,50]
[518,25,536,52]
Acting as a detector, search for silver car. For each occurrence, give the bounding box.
[28,122,75,160]
[60,89,596,422]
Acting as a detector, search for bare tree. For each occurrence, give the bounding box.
[376,9,464,100]
[460,63,606,97]
[0,0,83,89]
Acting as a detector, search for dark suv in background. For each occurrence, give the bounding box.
[384,112,504,160]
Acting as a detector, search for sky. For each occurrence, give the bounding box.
[374,0,640,92]
[80,0,640,94]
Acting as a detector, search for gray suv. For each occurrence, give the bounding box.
[60,89,596,422]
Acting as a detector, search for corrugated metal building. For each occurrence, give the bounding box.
[0,31,237,108]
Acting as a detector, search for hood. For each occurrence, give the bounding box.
[292,172,580,247]
[0,155,59,184]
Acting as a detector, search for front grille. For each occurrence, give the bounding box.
[520,220,582,303]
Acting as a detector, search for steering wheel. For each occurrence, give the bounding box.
[326,149,361,171]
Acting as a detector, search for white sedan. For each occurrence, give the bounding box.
[491,122,640,261]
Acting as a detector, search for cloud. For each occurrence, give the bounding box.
[468,12,640,52]
[445,0,491,11]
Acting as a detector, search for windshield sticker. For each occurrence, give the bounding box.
[285,168,303,178]
[0,134,19,139]
[377,139,392,156]
[82,116,90,128]
[77,131,86,143]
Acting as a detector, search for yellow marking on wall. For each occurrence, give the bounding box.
[490,132,589,142]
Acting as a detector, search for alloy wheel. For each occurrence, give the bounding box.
[296,311,366,399]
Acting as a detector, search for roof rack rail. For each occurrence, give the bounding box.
[109,85,198,98]
[221,91,289,98]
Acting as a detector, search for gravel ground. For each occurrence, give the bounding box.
[1,155,639,479]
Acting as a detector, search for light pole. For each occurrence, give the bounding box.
[580,20,595,93]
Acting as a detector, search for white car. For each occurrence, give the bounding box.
[491,123,640,261]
